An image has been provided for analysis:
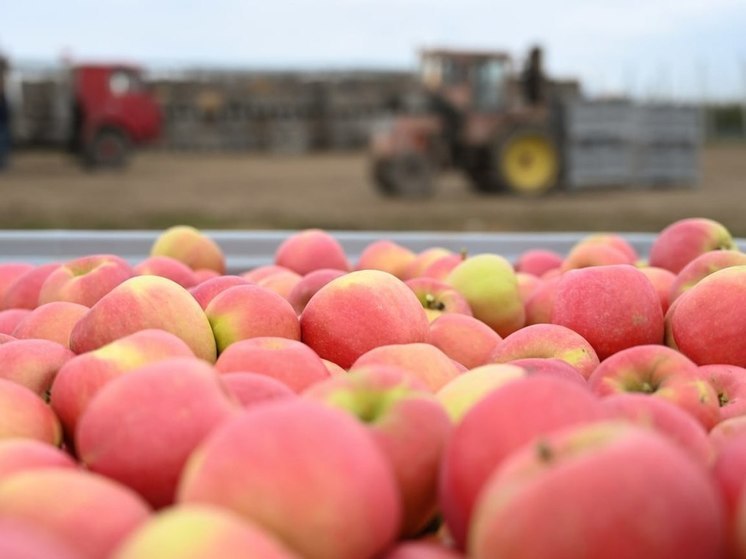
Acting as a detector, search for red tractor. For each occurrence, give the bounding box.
[370,47,579,197]
[9,62,161,167]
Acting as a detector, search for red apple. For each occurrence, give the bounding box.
[286,268,346,315]
[668,249,746,304]
[38,254,133,307]
[76,358,238,508]
[150,225,226,275]
[428,313,502,370]
[2,263,60,310]
[0,308,31,334]
[638,265,677,314]
[205,284,301,353]
[514,249,563,277]
[700,364,746,422]
[189,275,251,310]
[490,323,599,379]
[588,344,720,429]
[274,229,350,275]
[669,265,746,367]
[355,239,417,279]
[11,301,88,349]
[0,439,76,478]
[70,275,217,363]
[134,256,199,288]
[0,338,74,397]
[305,366,452,536]
[469,422,725,559]
[300,270,430,369]
[649,217,736,273]
[550,264,664,359]
[178,400,401,559]
[439,375,605,549]
[220,372,297,408]
[0,378,62,445]
[215,337,329,393]
[405,277,472,322]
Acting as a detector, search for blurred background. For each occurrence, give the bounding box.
[0,0,744,234]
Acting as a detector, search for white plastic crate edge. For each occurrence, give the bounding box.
[0,230,742,275]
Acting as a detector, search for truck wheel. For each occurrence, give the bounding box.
[85,128,131,168]
[494,127,560,195]
[372,154,435,198]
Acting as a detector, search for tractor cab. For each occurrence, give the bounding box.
[371,47,562,198]
[419,49,513,113]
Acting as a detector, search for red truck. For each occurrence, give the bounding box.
[7,62,161,167]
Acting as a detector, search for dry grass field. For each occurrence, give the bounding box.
[0,144,744,236]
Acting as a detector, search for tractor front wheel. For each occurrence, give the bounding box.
[372,154,435,198]
[84,127,131,169]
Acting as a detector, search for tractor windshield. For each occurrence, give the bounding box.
[473,59,508,111]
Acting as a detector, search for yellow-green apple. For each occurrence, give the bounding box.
[220,372,296,408]
[286,268,346,315]
[215,337,329,392]
[649,217,736,273]
[300,270,430,368]
[205,285,300,354]
[150,225,226,275]
[112,504,300,559]
[588,344,720,429]
[37,254,133,307]
[405,277,472,322]
[402,248,453,280]
[436,364,526,422]
[70,275,217,363]
[188,275,251,309]
[601,392,713,466]
[177,400,401,559]
[428,313,502,370]
[0,378,62,445]
[469,422,726,559]
[355,239,416,279]
[0,263,34,301]
[0,519,82,559]
[638,265,677,314]
[524,275,561,325]
[446,254,525,337]
[11,301,88,348]
[255,268,302,300]
[274,229,350,275]
[550,264,664,359]
[351,342,462,392]
[710,416,746,453]
[514,249,563,277]
[507,357,588,387]
[490,323,599,379]
[561,241,632,271]
[668,250,746,305]
[380,540,465,558]
[305,366,452,536]
[50,329,195,440]
[709,435,746,557]
[76,358,238,508]
[134,256,199,289]
[1,263,59,310]
[669,265,746,366]
[700,364,746,421]
[0,468,151,559]
[0,308,31,334]
[439,375,605,549]
[0,439,76,477]
[0,338,74,396]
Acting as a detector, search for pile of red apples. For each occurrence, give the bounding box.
[0,217,745,559]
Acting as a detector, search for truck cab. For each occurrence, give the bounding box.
[72,64,161,166]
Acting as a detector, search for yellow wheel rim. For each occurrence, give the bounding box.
[500,134,558,194]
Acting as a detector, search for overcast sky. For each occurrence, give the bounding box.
[2,0,745,101]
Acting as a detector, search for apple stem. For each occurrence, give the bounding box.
[536,439,554,464]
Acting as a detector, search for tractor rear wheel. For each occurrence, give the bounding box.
[372,154,435,198]
[494,127,560,195]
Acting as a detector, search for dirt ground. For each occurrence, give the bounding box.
[0,144,744,236]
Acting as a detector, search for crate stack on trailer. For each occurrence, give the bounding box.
[562,100,702,190]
